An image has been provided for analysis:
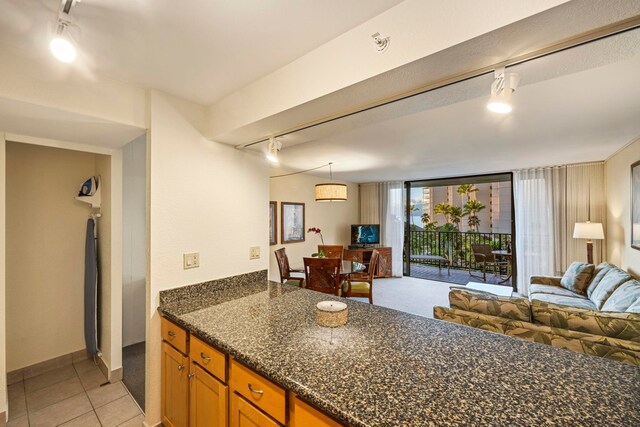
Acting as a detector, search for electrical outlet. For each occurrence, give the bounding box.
[183,252,200,269]
[249,246,260,260]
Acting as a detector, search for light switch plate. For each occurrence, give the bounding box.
[183,252,200,269]
[249,246,260,260]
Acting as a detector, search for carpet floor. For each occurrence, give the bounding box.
[351,275,452,319]
[122,341,145,411]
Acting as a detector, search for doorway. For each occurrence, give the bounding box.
[404,173,515,287]
[121,135,147,410]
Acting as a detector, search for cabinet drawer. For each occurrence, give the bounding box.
[162,317,188,355]
[190,335,226,383]
[291,395,342,427]
[230,393,280,427]
[230,360,286,425]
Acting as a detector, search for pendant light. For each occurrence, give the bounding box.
[315,163,347,202]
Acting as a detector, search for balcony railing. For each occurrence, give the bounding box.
[406,230,512,272]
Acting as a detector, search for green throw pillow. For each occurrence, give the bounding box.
[560,262,595,295]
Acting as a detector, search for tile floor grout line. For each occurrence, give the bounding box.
[27,391,87,417]
[52,408,97,427]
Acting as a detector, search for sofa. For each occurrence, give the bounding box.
[433,262,640,365]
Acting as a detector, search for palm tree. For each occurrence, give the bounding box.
[463,199,486,231]
[433,202,452,224]
[457,184,479,205]
[450,206,463,230]
[421,212,438,230]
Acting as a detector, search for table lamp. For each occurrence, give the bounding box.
[573,221,604,264]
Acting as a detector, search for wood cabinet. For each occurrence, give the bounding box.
[230,393,281,427]
[162,320,229,427]
[190,362,228,427]
[343,247,392,278]
[290,395,342,427]
[162,342,189,427]
[161,316,344,427]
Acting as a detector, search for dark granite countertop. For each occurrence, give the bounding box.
[159,278,640,427]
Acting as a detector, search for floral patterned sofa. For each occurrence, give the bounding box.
[433,262,640,365]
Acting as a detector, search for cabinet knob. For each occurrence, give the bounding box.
[188,373,195,379]
[248,383,264,395]
[177,364,185,371]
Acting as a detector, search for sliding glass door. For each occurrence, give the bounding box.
[404,173,515,288]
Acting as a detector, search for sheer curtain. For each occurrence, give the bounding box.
[379,182,404,277]
[513,162,605,295]
[359,182,404,277]
[513,167,565,295]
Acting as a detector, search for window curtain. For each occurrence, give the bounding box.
[359,182,404,277]
[513,162,605,295]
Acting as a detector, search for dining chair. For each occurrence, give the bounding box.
[469,244,505,282]
[274,248,305,287]
[303,257,344,296]
[344,249,379,304]
[318,245,344,259]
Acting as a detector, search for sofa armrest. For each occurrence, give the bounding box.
[448,288,531,322]
[532,300,640,342]
[530,275,563,286]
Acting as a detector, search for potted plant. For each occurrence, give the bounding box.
[308,227,326,258]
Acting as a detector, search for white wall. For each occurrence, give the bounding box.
[122,136,146,347]
[146,91,269,425]
[5,142,97,371]
[606,137,640,277]
[268,171,360,282]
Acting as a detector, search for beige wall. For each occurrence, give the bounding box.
[606,138,640,277]
[5,142,98,371]
[0,135,7,419]
[146,91,269,425]
[269,171,360,282]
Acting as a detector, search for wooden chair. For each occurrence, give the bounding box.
[318,245,344,259]
[303,257,344,296]
[274,248,305,287]
[469,244,504,282]
[344,250,379,304]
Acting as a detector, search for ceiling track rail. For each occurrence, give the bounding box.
[235,16,640,150]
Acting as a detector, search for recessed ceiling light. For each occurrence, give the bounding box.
[50,36,76,63]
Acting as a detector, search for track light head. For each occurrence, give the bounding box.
[266,138,282,163]
[487,68,519,114]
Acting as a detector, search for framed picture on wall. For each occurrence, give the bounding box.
[281,202,305,244]
[632,160,640,250]
[269,201,277,245]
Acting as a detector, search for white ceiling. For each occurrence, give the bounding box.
[272,30,640,183]
[0,97,145,148]
[0,0,402,104]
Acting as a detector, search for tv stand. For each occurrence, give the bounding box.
[343,247,392,278]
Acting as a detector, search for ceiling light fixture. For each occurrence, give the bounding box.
[315,163,347,202]
[50,0,80,63]
[487,67,519,114]
[266,137,282,163]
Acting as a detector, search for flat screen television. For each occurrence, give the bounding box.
[351,224,380,245]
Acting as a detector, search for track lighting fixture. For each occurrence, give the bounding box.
[50,0,80,63]
[487,67,519,114]
[266,138,282,163]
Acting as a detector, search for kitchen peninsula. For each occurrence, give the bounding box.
[158,271,639,427]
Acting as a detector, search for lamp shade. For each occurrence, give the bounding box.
[315,183,347,202]
[573,222,604,240]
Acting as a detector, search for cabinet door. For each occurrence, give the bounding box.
[189,362,228,427]
[291,396,343,427]
[230,393,280,427]
[162,342,189,427]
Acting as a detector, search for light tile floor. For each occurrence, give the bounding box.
[8,358,143,427]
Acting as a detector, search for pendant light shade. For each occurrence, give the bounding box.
[315,162,347,202]
[315,183,347,202]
